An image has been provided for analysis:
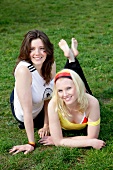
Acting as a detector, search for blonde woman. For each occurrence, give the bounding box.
[39,69,106,149]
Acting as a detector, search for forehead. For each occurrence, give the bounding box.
[56,78,74,88]
[31,38,44,46]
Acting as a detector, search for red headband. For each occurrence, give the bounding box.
[54,72,72,83]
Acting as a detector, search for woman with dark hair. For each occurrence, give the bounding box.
[9,30,92,154]
[9,30,56,155]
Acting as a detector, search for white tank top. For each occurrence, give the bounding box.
[14,61,54,122]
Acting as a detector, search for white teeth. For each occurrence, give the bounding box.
[35,57,42,60]
[64,96,71,101]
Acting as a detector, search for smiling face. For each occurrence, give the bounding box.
[30,38,47,67]
[56,78,78,107]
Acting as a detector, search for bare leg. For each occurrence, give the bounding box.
[71,38,79,57]
[63,39,92,95]
[58,39,75,63]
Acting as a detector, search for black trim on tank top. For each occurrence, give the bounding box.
[28,64,36,72]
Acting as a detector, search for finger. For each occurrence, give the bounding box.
[43,143,49,146]
[40,131,45,138]
[45,130,48,136]
[39,132,43,138]
[38,139,43,142]
[9,149,14,153]
[38,132,42,138]
[24,150,29,155]
[38,130,44,138]
[39,140,45,144]
[47,131,50,136]
[39,138,47,144]
[39,136,48,141]
[12,149,21,155]
[38,129,42,133]
[39,137,45,142]
[103,142,106,147]
[9,148,17,153]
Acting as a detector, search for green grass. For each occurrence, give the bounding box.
[0,0,113,169]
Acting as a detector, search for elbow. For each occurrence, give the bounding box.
[53,139,63,147]
[54,141,61,146]
[54,143,60,146]
[87,134,99,139]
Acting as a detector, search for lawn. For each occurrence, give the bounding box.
[0,0,113,169]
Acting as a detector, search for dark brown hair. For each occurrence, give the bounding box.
[14,30,54,84]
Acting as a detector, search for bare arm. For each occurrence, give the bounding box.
[38,99,50,138]
[47,96,105,149]
[38,61,56,138]
[9,66,35,154]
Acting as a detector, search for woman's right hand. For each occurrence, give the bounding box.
[39,136,54,145]
[91,139,106,149]
[9,144,35,155]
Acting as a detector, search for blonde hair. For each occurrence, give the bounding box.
[53,69,88,117]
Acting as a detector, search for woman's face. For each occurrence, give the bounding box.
[30,38,47,67]
[56,78,78,106]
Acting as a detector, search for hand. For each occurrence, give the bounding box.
[91,139,106,149]
[38,125,50,138]
[39,136,54,145]
[9,144,35,155]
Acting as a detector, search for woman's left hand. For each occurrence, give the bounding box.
[38,125,50,138]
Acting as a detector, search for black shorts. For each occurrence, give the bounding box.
[10,89,44,129]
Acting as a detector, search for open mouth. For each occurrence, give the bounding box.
[34,56,43,60]
[63,96,72,102]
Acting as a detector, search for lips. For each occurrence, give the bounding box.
[63,96,72,102]
[34,56,42,60]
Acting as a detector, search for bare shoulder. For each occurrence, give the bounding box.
[15,65,32,86]
[48,97,56,108]
[86,93,100,120]
[15,65,31,78]
[86,93,99,108]
[48,97,59,122]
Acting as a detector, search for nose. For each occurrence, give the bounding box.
[62,90,68,97]
[35,48,40,55]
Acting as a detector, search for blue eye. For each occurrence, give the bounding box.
[58,89,62,93]
[67,87,71,90]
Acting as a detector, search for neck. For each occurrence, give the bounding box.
[66,102,78,112]
[33,64,42,76]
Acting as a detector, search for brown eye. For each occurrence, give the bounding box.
[30,48,34,52]
[40,47,46,52]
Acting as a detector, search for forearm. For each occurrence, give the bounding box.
[43,113,49,127]
[43,100,50,127]
[69,136,94,140]
[24,113,35,143]
[59,138,92,148]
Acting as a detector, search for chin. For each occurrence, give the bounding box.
[64,100,73,105]
[33,61,43,65]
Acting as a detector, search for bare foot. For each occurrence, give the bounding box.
[71,38,79,57]
[58,39,75,63]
